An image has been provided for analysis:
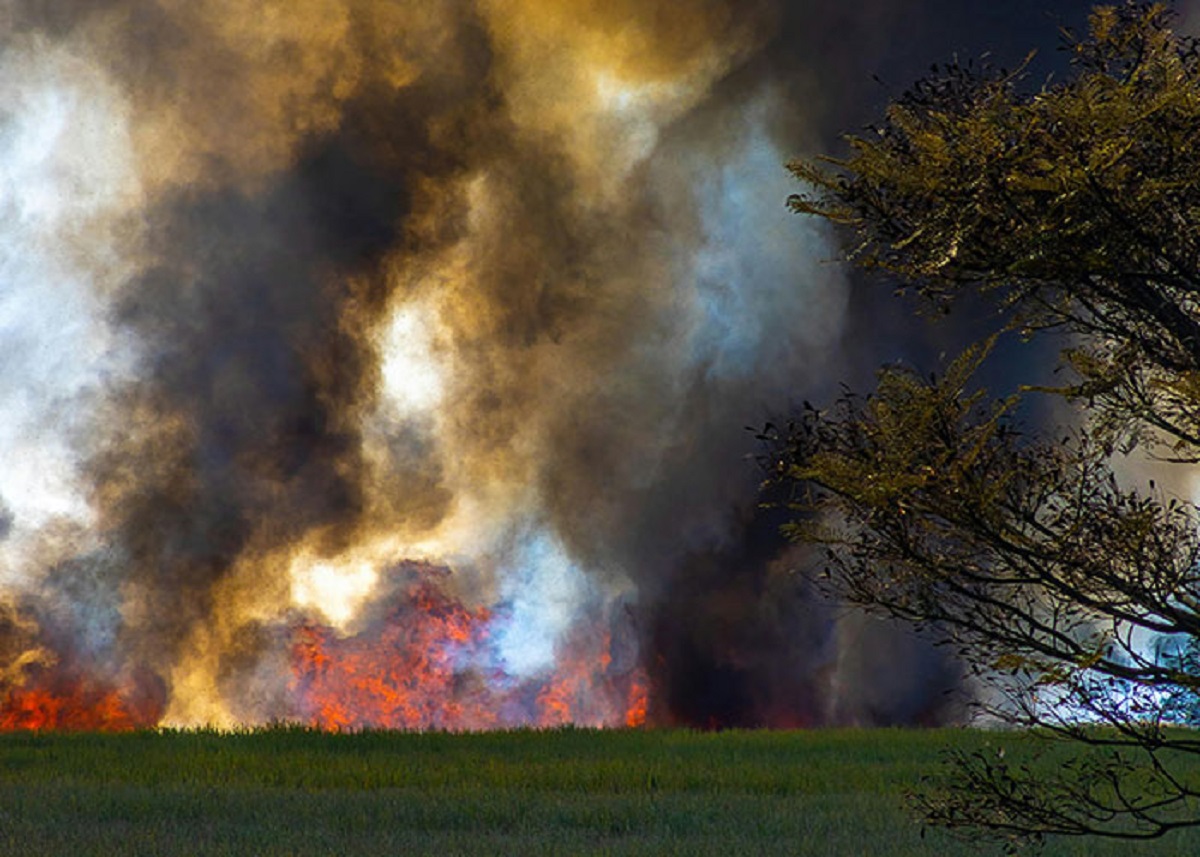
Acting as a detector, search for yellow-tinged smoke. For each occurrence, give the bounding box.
[0,0,855,726]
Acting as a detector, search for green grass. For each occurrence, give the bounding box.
[0,727,1198,855]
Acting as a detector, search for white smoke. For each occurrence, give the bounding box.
[0,39,140,581]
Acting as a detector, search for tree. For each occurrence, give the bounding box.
[772,2,1200,847]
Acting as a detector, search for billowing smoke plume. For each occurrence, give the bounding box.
[0,0,1097,729]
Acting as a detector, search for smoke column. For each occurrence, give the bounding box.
[0,0,1098,729]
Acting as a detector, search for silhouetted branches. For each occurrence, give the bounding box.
[777,3,1200,848]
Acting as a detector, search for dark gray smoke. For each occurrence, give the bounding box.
[0,0,1099,727]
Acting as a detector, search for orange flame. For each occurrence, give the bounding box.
[289,576,501,731]
[0,672,163,732]
[624,672,649,728]
[289,569,649,730]
[0,571,649,732]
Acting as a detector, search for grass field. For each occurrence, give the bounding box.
[1,727,1199,856]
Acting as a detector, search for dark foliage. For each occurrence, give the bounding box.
[776,3,1200,846]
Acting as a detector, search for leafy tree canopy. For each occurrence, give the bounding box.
[775,2,1200,847]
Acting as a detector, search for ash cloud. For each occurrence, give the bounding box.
[0,0,1099,727]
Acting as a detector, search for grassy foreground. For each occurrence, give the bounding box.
[1,727,1199,856]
